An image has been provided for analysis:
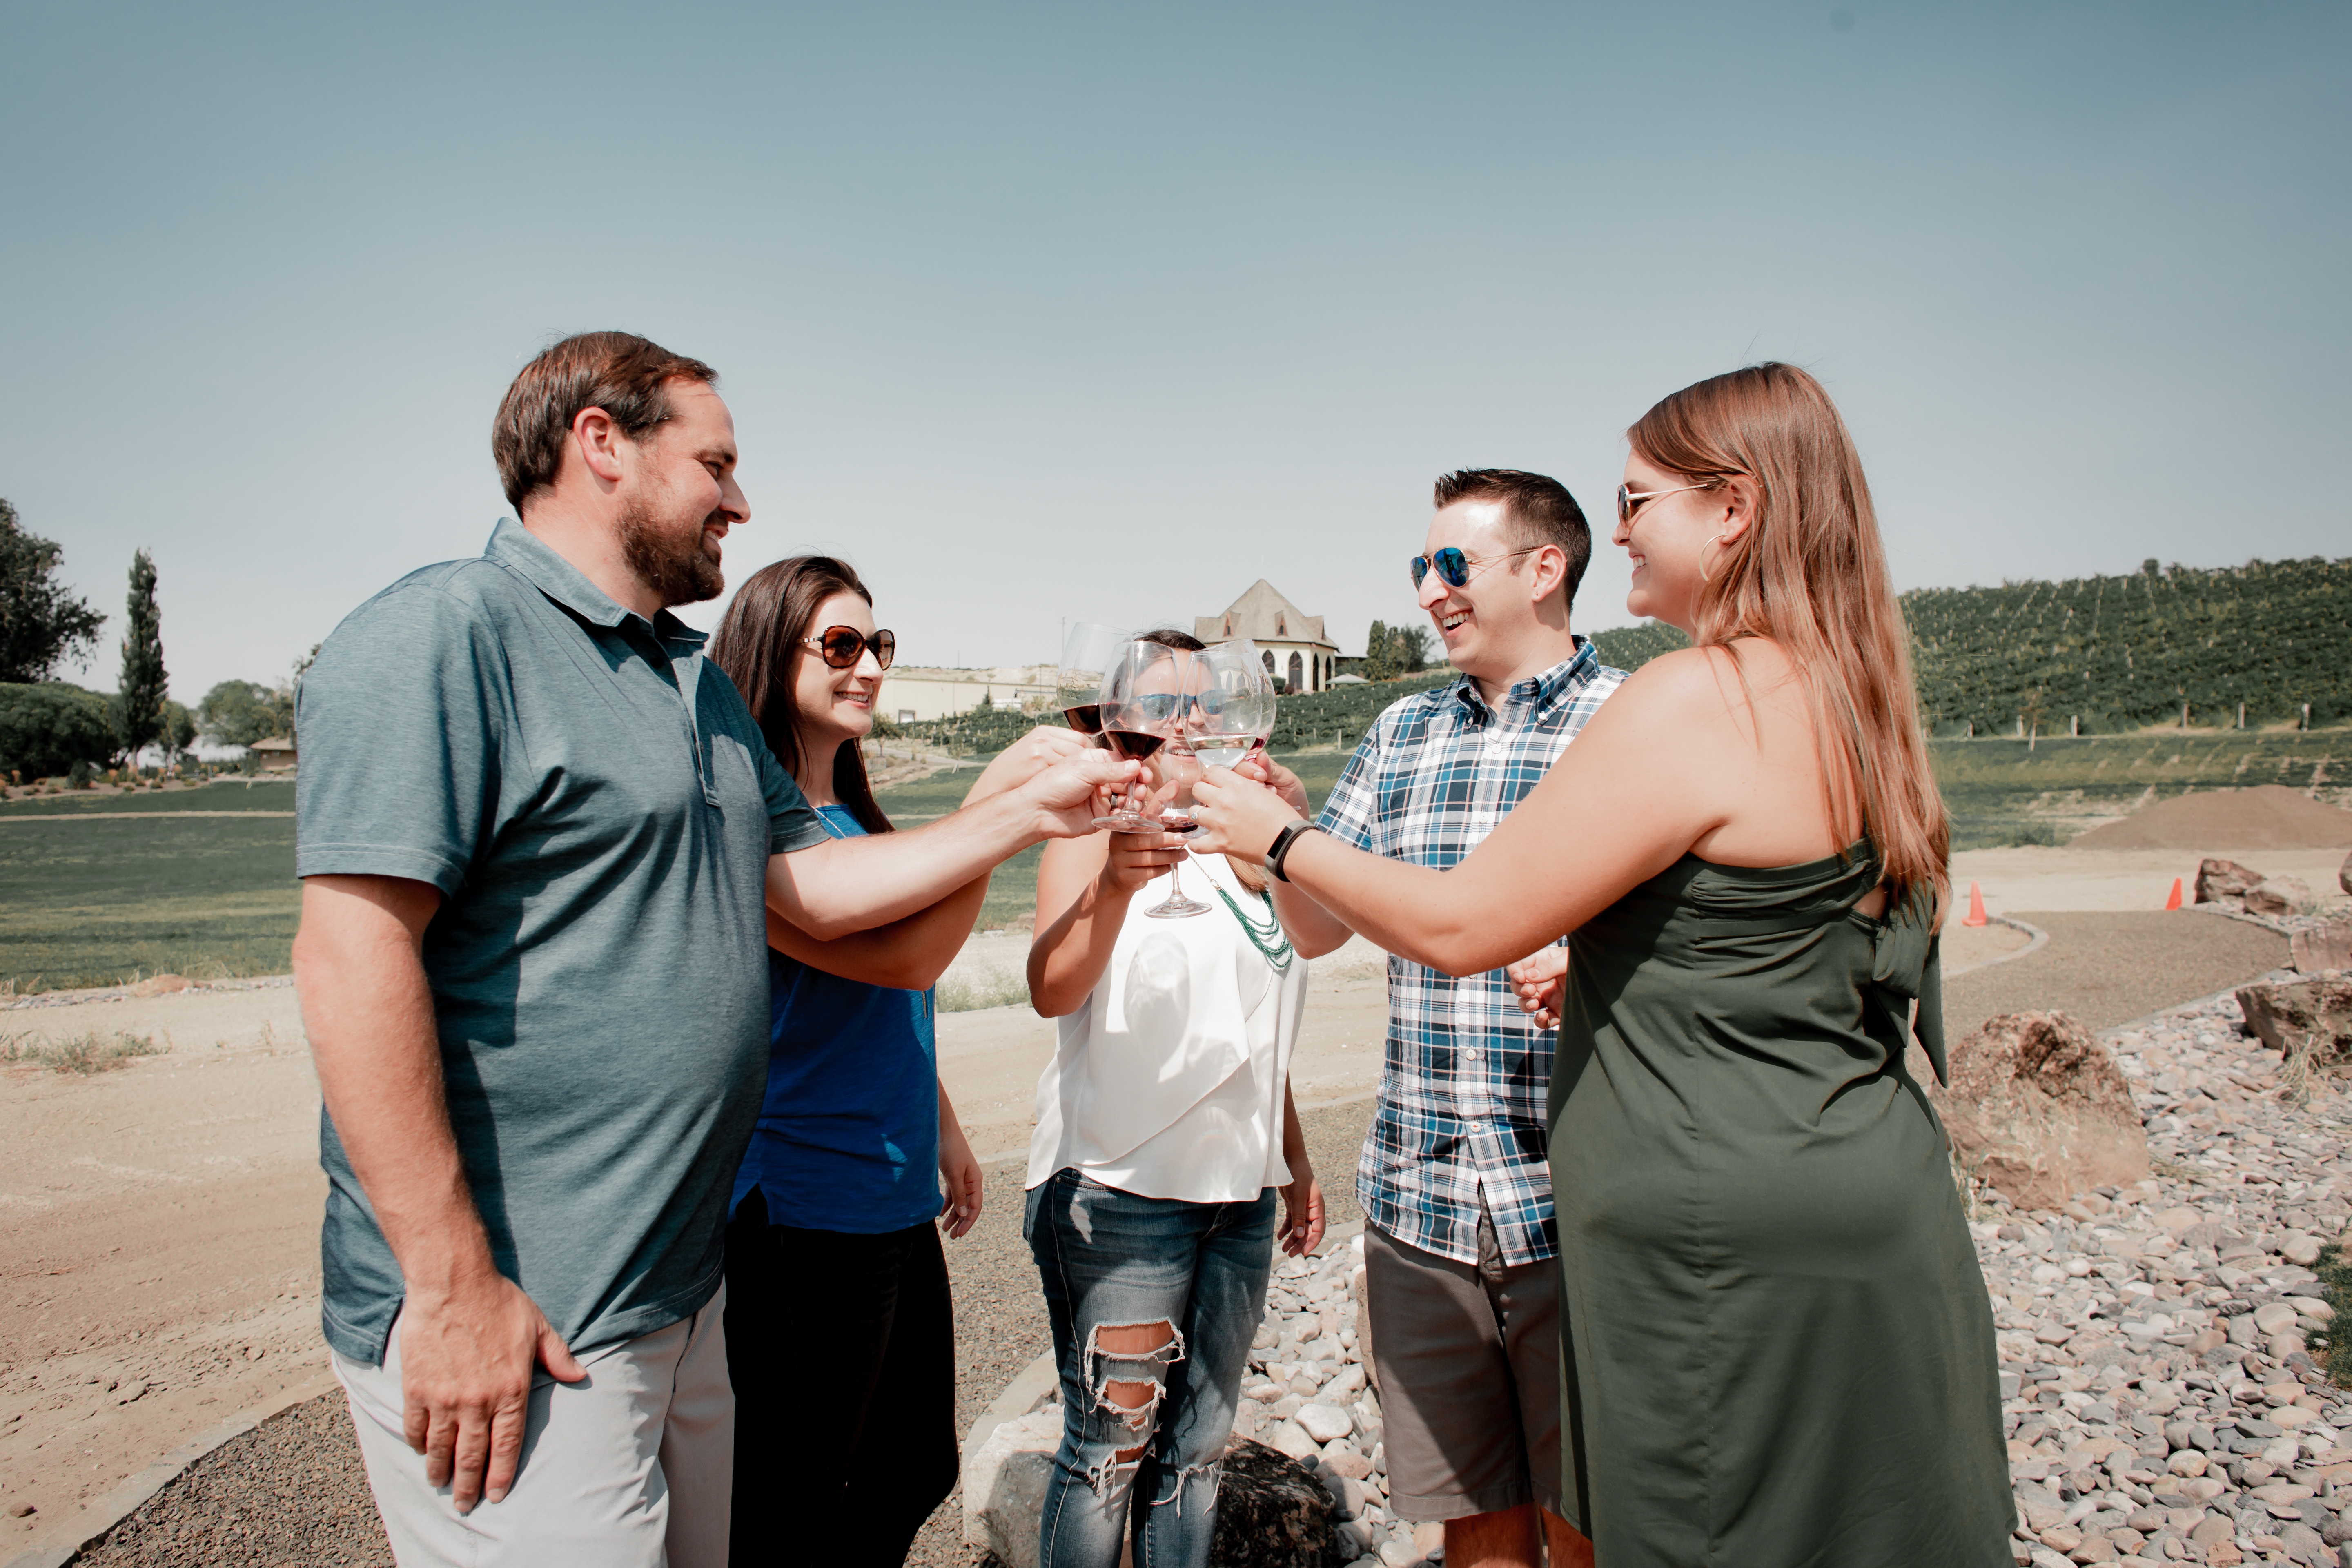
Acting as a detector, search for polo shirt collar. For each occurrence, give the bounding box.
[484,519,708,647]
[1448,635,1599,721]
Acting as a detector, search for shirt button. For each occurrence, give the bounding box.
[1464,1050,1480,1062]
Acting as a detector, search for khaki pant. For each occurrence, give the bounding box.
[1364,1212,1563,1523]
[333,1287,732,1568]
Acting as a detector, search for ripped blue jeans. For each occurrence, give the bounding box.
[1024,1169,1277,1568]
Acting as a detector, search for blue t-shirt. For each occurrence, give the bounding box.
[731,805,942,1234]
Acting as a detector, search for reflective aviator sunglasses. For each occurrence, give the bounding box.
[1409,545,1539,590]
[802,625,896,670]
[1132,688,1234,722]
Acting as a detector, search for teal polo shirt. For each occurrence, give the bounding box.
[295,519,829,1365]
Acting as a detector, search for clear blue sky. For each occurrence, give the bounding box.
[2,1,2343,701]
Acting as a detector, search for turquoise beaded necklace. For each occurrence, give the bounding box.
[1205,859,1294,971]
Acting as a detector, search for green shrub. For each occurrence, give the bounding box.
[0,682,117,780]
[66,759,94,788]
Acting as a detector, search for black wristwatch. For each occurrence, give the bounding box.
[1266,820,1322,883]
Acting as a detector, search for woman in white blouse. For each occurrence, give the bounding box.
[1022,629,1340,1568]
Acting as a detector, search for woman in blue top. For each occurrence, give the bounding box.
[709,555,1089,1568]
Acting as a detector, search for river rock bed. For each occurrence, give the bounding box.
[1214,967,2352,1568]
[1976,969,2352,1568]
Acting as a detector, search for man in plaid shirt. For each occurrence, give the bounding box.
[1265,470,1621,1568]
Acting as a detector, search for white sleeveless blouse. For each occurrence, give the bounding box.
[1025,849,1309,1203]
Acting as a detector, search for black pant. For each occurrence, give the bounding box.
[723,1188,960,1568]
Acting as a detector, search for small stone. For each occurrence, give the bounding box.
[2276,1519,2329,1566]
[2169,1450,2210,1477]
[1325,1450,1373,1480]
[5,1504,31,1518]
[2283,1235,2324,1267]
[113,1379,147,1404]
[1297,1404,1355,1444]
[1268,1420,1321,1461]
[2256,1303,2303,1336]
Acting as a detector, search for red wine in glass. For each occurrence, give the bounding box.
[1062,704,1103,735]
[1103,730,1166,762]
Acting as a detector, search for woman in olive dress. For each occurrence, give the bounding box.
[1187,363,2012,1568]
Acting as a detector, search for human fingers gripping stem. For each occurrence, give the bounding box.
[1100,828,1187,894]
[1236,755,1312,816]
[1022,749,1140,836]
[1185,768,1300,862]
[399,1275,584,1510]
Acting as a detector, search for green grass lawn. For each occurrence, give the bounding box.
[3,733,2339,989]
[0,808,301,991]
[0,777,297,814]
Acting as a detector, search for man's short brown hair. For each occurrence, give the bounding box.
[491,332,719,511]
[1432,468,1592,610]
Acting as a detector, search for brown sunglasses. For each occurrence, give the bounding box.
[803,626,896,670]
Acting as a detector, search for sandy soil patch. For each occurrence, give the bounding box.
[1953,846,2350,916]
[0,982,327,1553]
[2068,783,2352,851]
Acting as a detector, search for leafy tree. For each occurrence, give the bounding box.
[0,497,106,684]
[1363,619,1397,682]
[0,682,117,779]
[1396,626,1431,673]
[115,549,167,759]
[198,679,290,748]
[163,699,198,764]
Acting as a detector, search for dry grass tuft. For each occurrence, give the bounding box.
[0,1030,163,1074]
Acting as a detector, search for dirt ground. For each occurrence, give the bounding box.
[0,847,2241,1561]
[0,981,329,1557]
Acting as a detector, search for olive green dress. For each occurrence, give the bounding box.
[1550,850,2011,1568]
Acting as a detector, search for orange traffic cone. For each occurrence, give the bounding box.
[1962,880,1989,928]
[2164,876,2184,911]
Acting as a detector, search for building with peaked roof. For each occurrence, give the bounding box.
[1195,580,1341,693]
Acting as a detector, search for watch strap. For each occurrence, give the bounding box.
[1267,820,1321,882]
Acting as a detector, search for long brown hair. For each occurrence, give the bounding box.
[1627,363,1949,924]
[709,555,892,835]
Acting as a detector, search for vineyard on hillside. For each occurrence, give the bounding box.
[889,556,2351,760]
[1904,556,2352,735]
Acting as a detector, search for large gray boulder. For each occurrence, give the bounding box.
[1929,1010,2149,1212]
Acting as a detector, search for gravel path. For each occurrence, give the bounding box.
[52,908,2296,1566]
[1948,911,2287,1039]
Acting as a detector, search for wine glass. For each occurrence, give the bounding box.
[1181,641,1277,776]
[1056,621,1123,742]
[1135,651,1215,918]
[1093,641,1183,831]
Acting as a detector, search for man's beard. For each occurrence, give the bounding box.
[617,498,725,608]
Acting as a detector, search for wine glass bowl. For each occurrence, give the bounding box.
[1185,641,1277,775]
[1056,621,1123,739]
[1093,641,1184,832]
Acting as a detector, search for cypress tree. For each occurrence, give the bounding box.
[115,549,167,762]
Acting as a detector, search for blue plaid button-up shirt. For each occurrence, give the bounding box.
[1316,640,1625,1268]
